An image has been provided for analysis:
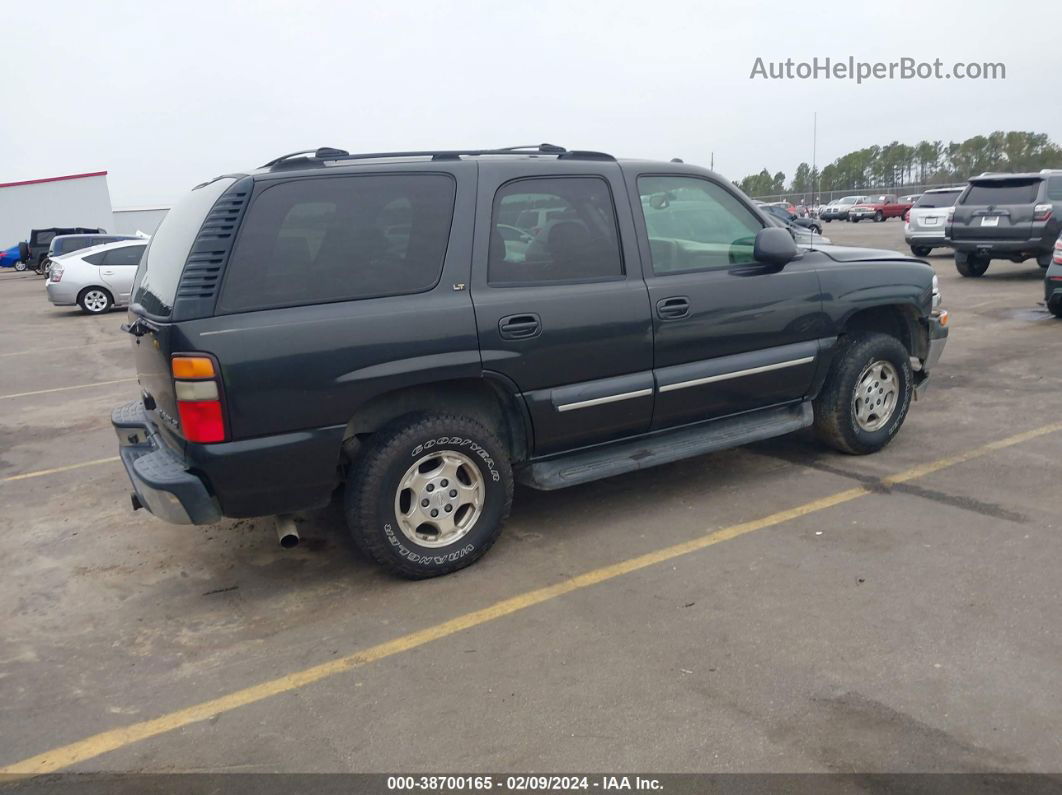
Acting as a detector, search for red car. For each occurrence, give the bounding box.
[848,194,914,223]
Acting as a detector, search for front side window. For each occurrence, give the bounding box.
[638,176,762,274]
[219,174,456,313]
[488,177,623,285]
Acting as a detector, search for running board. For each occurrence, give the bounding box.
[518,402,813,490]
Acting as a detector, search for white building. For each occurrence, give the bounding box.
[113,206,170,236]
[0,171,115,245]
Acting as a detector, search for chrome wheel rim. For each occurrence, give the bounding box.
[394,450,484,548]
[84,290,108,312]
[853,360,898,432]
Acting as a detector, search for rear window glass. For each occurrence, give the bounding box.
[218,174,456,313]
[132,177,236,317]
[962,179,1040,206]
[914,190,961,209]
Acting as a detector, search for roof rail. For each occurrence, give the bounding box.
[260,143,615,169]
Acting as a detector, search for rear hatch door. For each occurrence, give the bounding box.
[952,177,1040,241]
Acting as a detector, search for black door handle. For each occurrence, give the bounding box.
[656,296,690,320]
[499,313,541,340]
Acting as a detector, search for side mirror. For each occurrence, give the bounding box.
[754,226,799,266]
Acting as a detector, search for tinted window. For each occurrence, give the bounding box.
[219,174,455,313]
[638,176,762,274]
[1046,177,1062,201]
[84,251,107,265]
[962,179,1040,205]
[914,190,961,209]
[133,177,236,317]
[488,177,623,285]
[104,245,146,266]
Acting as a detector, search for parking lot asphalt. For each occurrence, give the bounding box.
[2,221,1061,775]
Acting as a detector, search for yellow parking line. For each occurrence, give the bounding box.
[1,457,120,483]
[0,341,127,358]
[2,421,1060,775]
[0,378,136,401]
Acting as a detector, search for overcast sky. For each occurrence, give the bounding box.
[5,0,1059,206]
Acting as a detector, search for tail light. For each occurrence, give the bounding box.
[171,354,226,443]
[50,268,62,282]
[1054,238,1062,265]
[1034,203,1053,222]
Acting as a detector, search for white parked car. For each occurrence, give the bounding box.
[46,238,149,314]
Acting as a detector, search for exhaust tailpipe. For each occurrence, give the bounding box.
[275,515,300,549]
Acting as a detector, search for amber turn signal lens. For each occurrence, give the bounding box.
[938,310,949,327]
[172,356,216,379]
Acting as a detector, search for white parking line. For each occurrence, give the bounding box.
[1,456,120,483]
[0,341,127,358]
[0,378,137,400]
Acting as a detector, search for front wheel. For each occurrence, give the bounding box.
[78,287,113,314]
[345,414,514,579]
[813,332,913,455]
[851,218,861,223]
[874,211,885,222]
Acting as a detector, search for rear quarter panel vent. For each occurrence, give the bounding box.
[171,176,254,320]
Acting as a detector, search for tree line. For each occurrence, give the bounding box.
[735,131,1061,199]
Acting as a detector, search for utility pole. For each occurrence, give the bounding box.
[812,111,817,203]
[710,151,714,170]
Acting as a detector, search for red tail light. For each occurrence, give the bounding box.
[1034,203,1053,222]
[171,355,226,443]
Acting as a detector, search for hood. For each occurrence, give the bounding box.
[815,245,921,264]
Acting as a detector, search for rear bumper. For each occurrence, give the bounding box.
[112,401,221,525]
[45,281,78,306]
[905,231,949,247]
[952,237,1049,255]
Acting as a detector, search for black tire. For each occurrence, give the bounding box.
[1037,252,1052,268]
[824,218,831,223]
[34,259,49,276]
[910,246,932,258]
[956,253,990,277]
[77,287,113,314]
[813,332,913,455]
[13,260,27,272]
[851,218,861,223]
[1049,301,1062,319]
[810,224,822,235]
[874,211,885,222]
[345,414,514,579]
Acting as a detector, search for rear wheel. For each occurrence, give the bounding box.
[813,332,912,455]
[956,253,990,277]
[1037,252,1052,268]
[1049,301,1062,319]
[13,260,26,272]
[910,246,932,257]
[345,414,513,579]
[78,287,113,314]
[874,210,885,222]
[810,224,822,235]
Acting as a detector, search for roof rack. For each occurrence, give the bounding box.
[260,143,615,169]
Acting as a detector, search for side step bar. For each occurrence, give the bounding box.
[518,402,813,491]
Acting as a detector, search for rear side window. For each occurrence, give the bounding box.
[914,190,961,209]
[1046,177,1062,201]
[962,179,1040,205]
[488,177,623,285]
[218,174,456,313]
[84,251,106,265]
[104,245,146,266]
[133,177,236,317]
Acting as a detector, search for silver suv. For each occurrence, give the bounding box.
[905,187,963,257]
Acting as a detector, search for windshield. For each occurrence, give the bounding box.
[132,177,235,317]
[838,196,861,205]
[915,190,961,209]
